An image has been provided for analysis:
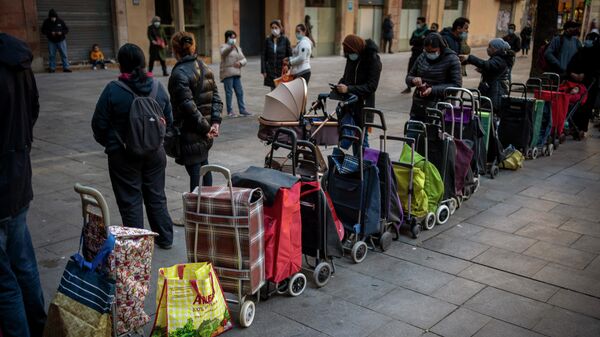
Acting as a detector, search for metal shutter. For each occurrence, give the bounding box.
[37,0,115,64]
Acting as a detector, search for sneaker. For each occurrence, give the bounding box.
[401,88,412,94]
[240,110,252,116]
[63,68,72,73]
[227,112,235,117]
[173,217,185,227]
[156,242,173,250]
[93,66,97,70]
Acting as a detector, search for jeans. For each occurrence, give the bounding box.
[91,60,105,68]
[185,159,212,192]
[0,207,46,337]
[48,40,70,70]
[223,76,247,114]
[108,148,173,247]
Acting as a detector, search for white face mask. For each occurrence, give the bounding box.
[228,38,236,45]
[425,52,440,60]
[272,28,281,37]
[153,22,160,28]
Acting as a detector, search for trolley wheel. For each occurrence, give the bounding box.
[239,300,255,328]
[526,149,532,159]
[411,221,421,239]
[379,231,394,251]
[553,138,560,150]
[491,165,499,179]
[288,273,307,297]
[276,280,289,295]
[548,143,554,156]
[436,205,450,225]
[313,262,332,288]
[351,241,368,263]
[473,176,480,194]
[449,198,458,215]
[531,147,539,159]
[424,212,436,230]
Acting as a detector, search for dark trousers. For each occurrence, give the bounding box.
[91,60,105,68]
[408,50,422,74]
[148,56,167,75]
[381,38,393,53]
[185,159,212,192]
[295,71,311,84]
[0,207,46,337]
[108,148,173,246]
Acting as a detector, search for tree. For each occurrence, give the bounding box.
[530,0,559,77]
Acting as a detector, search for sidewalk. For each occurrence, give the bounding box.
[30,49,600,337]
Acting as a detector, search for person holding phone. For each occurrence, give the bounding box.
[168,32,223,192]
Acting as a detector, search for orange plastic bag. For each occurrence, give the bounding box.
[273,65,293,87]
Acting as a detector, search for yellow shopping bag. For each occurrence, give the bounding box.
[151,263,233,337]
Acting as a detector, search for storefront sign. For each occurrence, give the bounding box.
[348,0,353,11]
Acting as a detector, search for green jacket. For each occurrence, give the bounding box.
[147,25,167,60]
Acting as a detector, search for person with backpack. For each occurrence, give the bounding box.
[544,20,582,77]
[92,43,174,249]
[168,32,223,193]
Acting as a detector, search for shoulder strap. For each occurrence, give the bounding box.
[149,79,159,99]
[112,80,138,97]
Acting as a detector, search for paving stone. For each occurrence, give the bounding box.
[366,320,424,337]
[533,263,600,298]
[442,223,485,239]
[464,211,529,233]
[523,241,596,269]
[473,319,546,337]
[533,306,600,337]
[367,288,456,329]
[571,235,600,254]
[319,265,396,307]
[516,223,581,246]
[509,207,569,227]
[468,228,537,253]
[458,264,558,302]
[347,253,456,295]
[422,234,490,260]
[472,247,548,277]
[583,255,600,279]
[559,218,600,238]
[484,202,521,216]
[464,287,553,329]
[548,289,600,320]
[430,277,485,305]
[502,195,559,212]
[551,204,600,223]
[223,310,327,337]
[431,308,491,337]
[384,242,472,275]
[452,205,482,219]
[519,185,554,198]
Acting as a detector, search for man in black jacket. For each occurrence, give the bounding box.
[503,23,521,53]
[441,17,470,54]
[41,9,71,73]
[0,33,47,337]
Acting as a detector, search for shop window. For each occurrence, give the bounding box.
[444,0,459,10]
[154,0,175,54]
[402,0,422,10]
[305,0,335,6]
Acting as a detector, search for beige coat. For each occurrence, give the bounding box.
[219,43,247,81]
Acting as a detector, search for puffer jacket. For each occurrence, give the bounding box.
[466,50,515,110]
[441,27,461,54]
[406,47,462,101]
[338,39,382,126]
[219,43,247,81]
[261,35,292,87]
[289,37,312,75]
[168,55,223,165]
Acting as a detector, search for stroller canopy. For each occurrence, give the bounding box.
[262,78,307,122]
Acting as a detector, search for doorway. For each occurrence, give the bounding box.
[357,5,383,44]
[240,0,265,56]
[398,0,423,51]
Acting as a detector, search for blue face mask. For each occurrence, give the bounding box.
[584,40,594,48]
[425,52,440,60]
[296,33,304,41]
[460,32,468,40]
[348,53,359,61]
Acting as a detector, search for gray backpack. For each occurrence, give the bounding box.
[112,80,166,156]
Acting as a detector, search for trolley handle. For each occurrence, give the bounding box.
[384,135,415,145]
[362,107,387,131]
[509,83,528,99]
[445,87,475,107]
[295,140,321,175]
[339,124,364,146]
[542,72,561,89]
[74,183,111,230]
[425,107,446,132]
[270,127,298,152]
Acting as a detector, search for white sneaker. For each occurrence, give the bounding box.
[92,66,97,70]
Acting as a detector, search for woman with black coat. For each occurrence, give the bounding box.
[168,32,223,191]
[406,33,462,118]
[92,43,174,249]
[261,20,292,90]
[460,38,515,111]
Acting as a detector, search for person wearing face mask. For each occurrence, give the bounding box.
[381,14,394,54]
[284,24,312,84]
[41,9,71,73]
[545,20,582,78]
[220,30,250,117]
[459,38,515,111]
[440,17,470,55]
[520,23,533,56]
[503,23,521,53]
[147,16,169,76]
[335,34,382,145]
[406,33,462,118]
[402,17,430,94]
[261,20,292,90]
[430,23,439,33]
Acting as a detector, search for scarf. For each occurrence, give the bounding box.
[413,24,429,38]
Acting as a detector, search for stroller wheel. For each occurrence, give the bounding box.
[490,165,499,179]
[379,231,394,251]
[424,212,436,230]
[436,205,450,225]
[288,273,307,297]
[239,300,256,328]
[351,241,368,263]
[313,262,332,288]
[531,147,539,159]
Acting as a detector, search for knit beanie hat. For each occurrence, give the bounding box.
[489,38,510,51]
[343,34,366,54]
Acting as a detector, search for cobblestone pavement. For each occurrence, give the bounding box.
[31,48,600,337]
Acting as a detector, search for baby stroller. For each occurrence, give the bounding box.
[362,108,403,249]
[258,78,339,146]
[525,78,554,157]
[403,119,446,231]
[560,79,593,140]
[389,136,421,238]
[325,125,381,263]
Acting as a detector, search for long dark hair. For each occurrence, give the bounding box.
[424,33,448,49]
[117,43,148,81]
[225,30,236,42]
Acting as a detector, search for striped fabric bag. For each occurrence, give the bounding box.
[43,235,116,337]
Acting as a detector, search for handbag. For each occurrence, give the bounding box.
[500,145,524,170]
[163,125,181,158]
[151,263,233,337]
[43,234,116,337]
[273,65,293,87]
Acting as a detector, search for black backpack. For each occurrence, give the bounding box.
[112,80,166,156]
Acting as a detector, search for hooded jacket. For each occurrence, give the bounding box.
[0,34,39,219]
[338,39,382,125]
[406,47,462,102]
[41,9,69,43]
[168,55,223,165]
[92,75,173,154]
[440,27,461,54]
[466,49,515,110]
